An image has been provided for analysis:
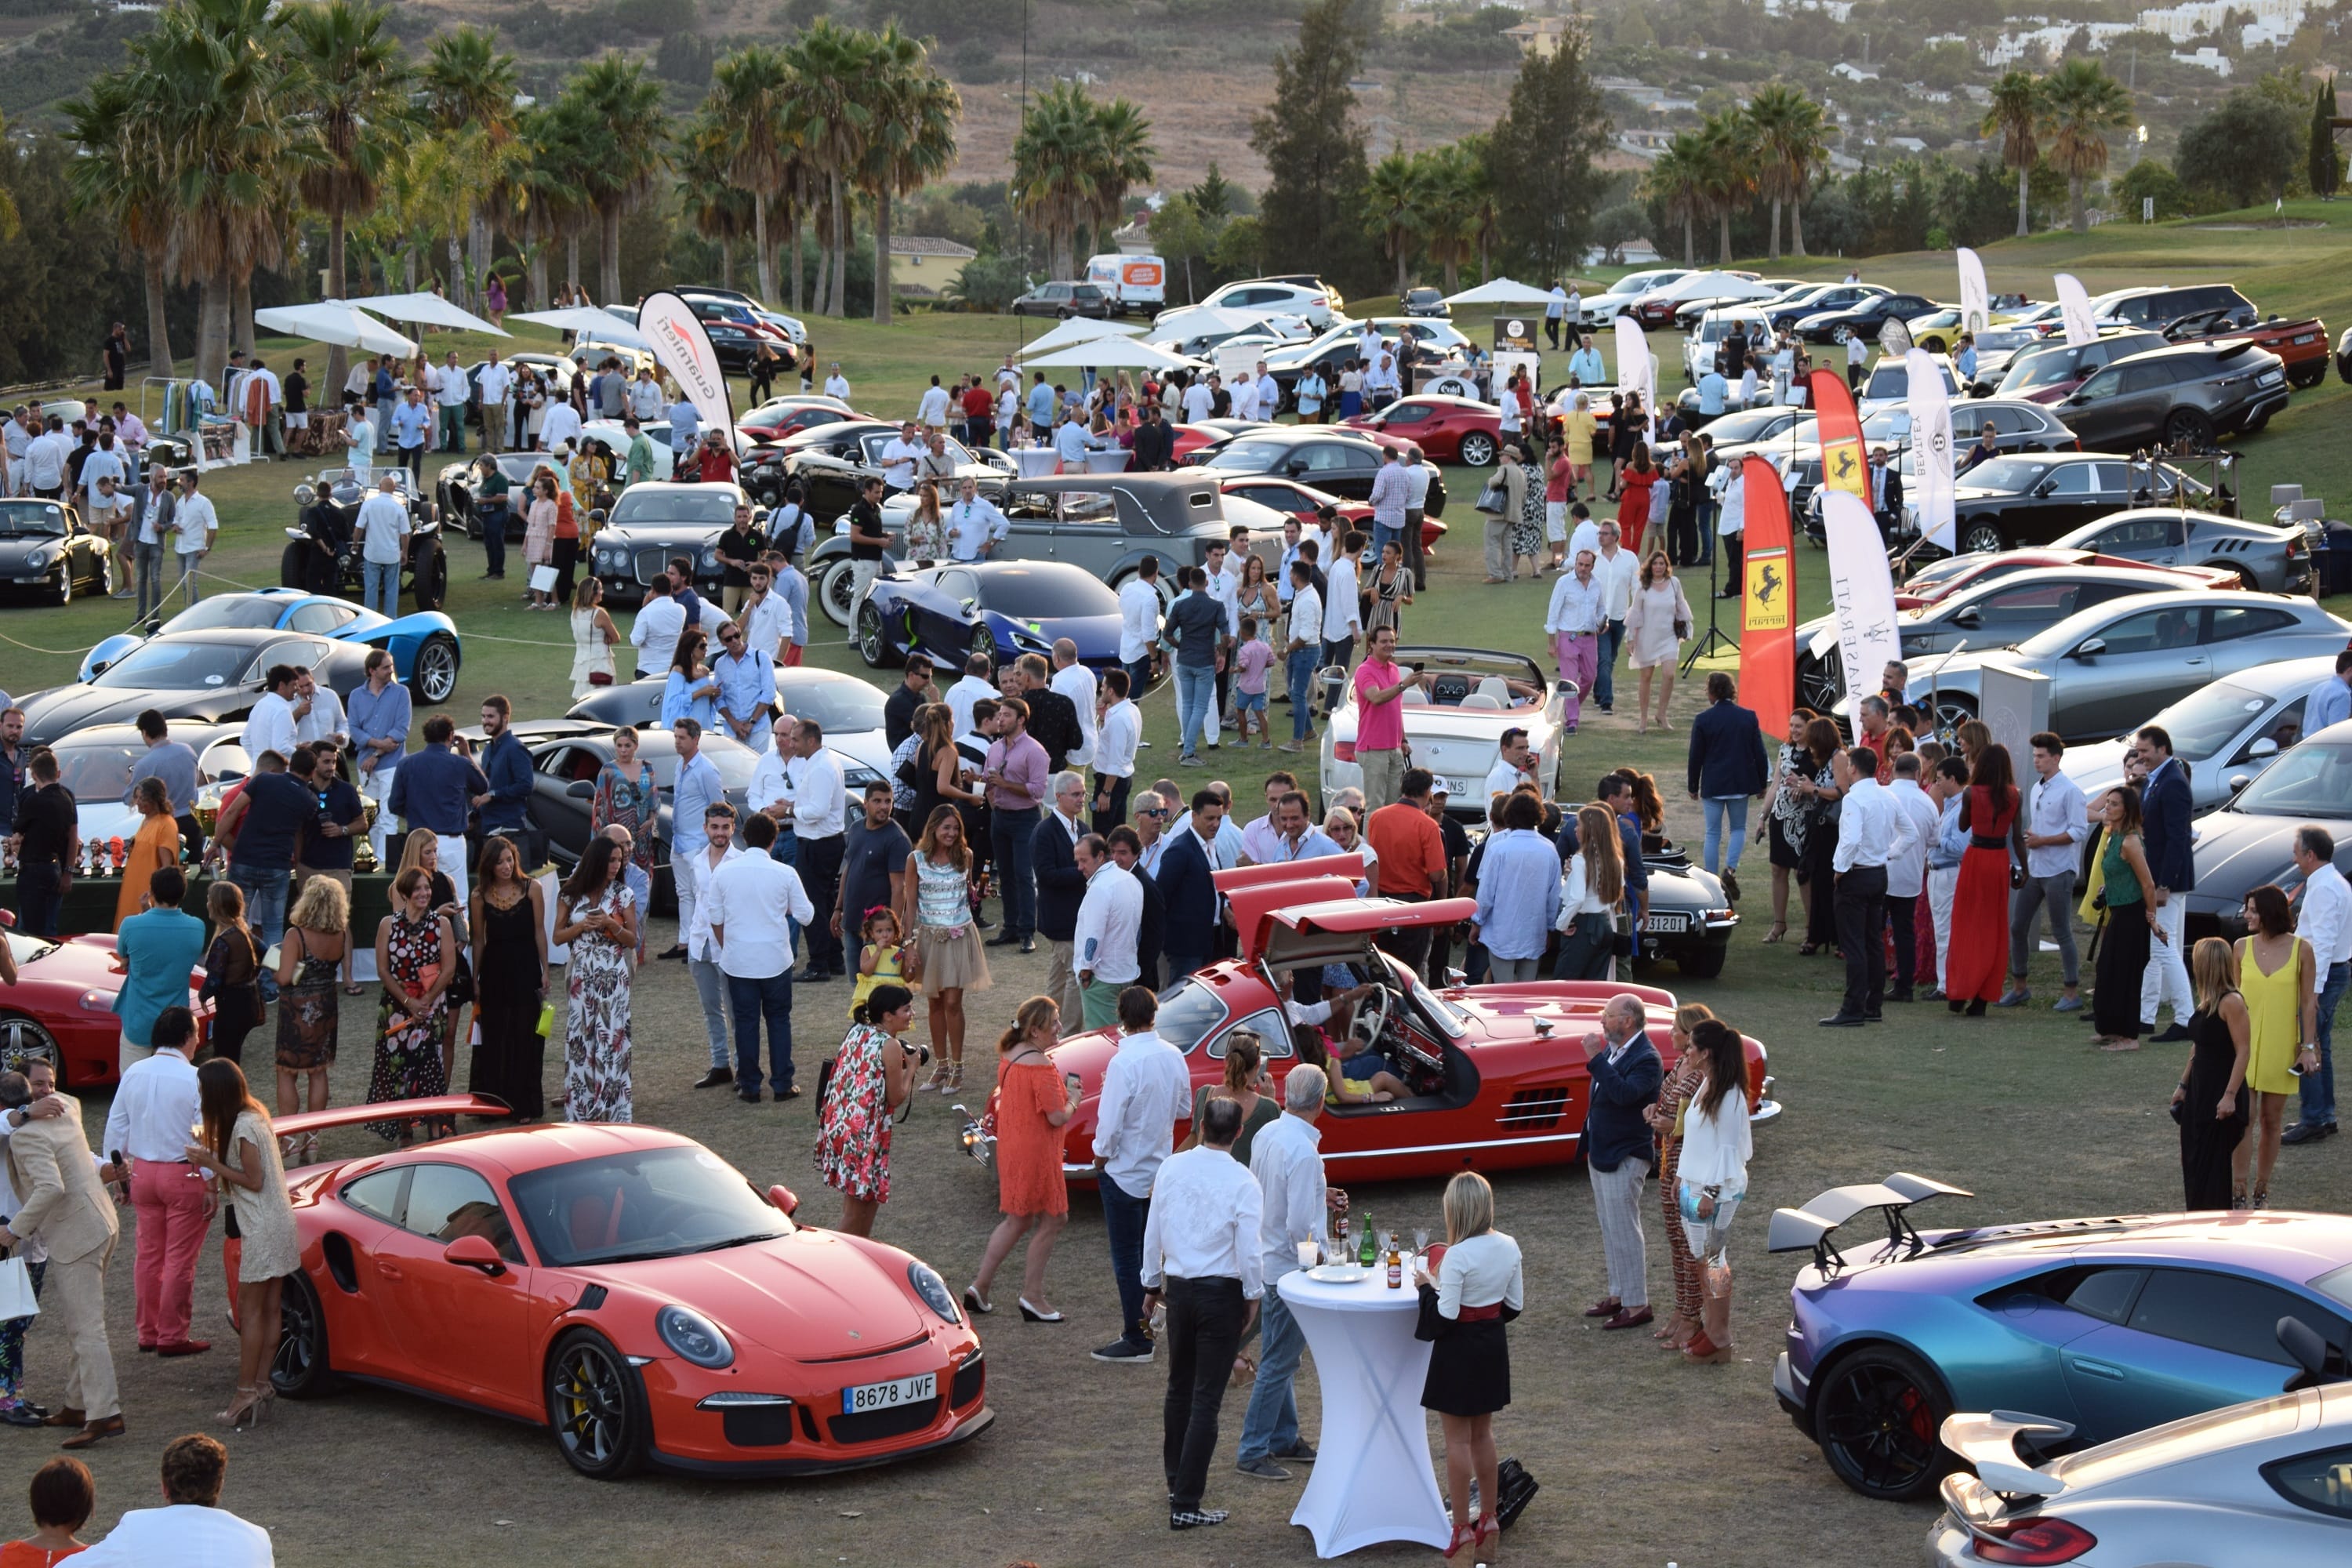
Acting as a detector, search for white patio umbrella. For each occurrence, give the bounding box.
[1441,276,1553,307]
[507,307,652,347]
[1643,270,1783,307]
[1145,305,1264,344]
[1022,336,1200,372]
[252,302,416,357]
[344,290,509,336]
[1019,315,1145,357]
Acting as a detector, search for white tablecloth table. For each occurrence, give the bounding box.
[1279,1267,1451,1558]
[1082,448,1131,474]
[1011,445,1059,478]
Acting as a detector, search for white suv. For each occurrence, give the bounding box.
[1200,279,1338,329]
[1682,308,1770,385]
[1579,269,1690,326]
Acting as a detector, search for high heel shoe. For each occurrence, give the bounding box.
[1475,1515,1502,1553]
[945,1061,964,1092]
[920,1062,951,1094]
[1443,1519,1477,1559]
[220,1385,263,1428]
[1018,1298,1064,1323]
[1682,1329,1733,1364]
[962,1284,994,1316]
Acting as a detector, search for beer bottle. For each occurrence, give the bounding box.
[1358,1213,1377,1269]
[1385,1237,1403,1290]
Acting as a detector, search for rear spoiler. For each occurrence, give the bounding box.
[1768,1171,1973,1273]
[277,1094,513,1140]
[1940,1410,2073,1500]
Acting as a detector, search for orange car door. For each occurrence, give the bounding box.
[372,1161,537,1415]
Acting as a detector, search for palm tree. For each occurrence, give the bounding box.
[564,53,668,303]
[1421,143,1481,293]
[857,25,960,324]
[424,24,519,309]
[2040,59,2132,234]
[511,100,596,307]
[1082,96,1155,263]
[1696,113,1756,263]
[1642,132,1708,265]
[1744,83,1828,259]
[60,81,175,376]
[1366,151,1430,298]
[1009,81,1098,282]
[285,0,416,390]
[785,20,877,318]
[1457,132,1504,279]
[1983,69,2042,238]
[709,43,794,304]
[677,111,754,289]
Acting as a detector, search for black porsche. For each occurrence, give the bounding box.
[0,497,113,605]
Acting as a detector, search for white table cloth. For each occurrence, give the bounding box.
[1279,1268,1451,1557]
[1082,448,1132,474]
[1011,445,1059,478]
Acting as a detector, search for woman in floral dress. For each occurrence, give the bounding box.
[591,725,659,958]
[1508,446,1547,574]
[814,983,918,1236]
[554,837,638,1123]
[1644,1002,1715,1351]
[366,868,456,1144]
[903,481,946,561]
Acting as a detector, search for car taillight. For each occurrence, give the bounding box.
[1331,741,1356,762]
[1970,1518,2097,1565]
[1310,296,1326,307]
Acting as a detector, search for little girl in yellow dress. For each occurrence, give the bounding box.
[850,907,913,1019]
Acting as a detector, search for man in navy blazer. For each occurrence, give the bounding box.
[1030,771,1089,1020]
[1153,788,1224,981]
[1685,670,1769,896]
[2135,724,2197,1043]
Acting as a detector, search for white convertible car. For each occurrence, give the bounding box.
[1316,646,1565,822]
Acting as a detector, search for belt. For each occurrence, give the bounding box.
[1456,1302,1504,1322]
[132,1156,191,1166]
[1969,835,2009,852]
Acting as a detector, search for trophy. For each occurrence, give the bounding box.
[193,784,223,836]
[107,836,126,874]
[354,840,379,874]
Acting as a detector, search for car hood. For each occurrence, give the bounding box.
[0,536,64,564]
[2060,738,2134,801]
[21,685,249,746]
[623,1229,930,1359]
[2187,808,2332,901]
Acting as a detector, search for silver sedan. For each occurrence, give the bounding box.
[2061,652,2340,812]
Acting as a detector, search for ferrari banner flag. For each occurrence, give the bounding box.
[2054,273,2098,348]
[1807,367,1870,506]
[1904,346,1956,553]
[1821,488,1903,731]
[637,290,737,456]
[1957,247,1990,336]
[1739,453,1795,735]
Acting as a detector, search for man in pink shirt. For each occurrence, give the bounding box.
[1348,626,1434,812]
[983,696,1051,953]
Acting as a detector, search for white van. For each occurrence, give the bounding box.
[1086,254,1167,317]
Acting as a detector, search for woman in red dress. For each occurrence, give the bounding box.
[1617,442,1659,557]
[1944,743,2021,1017]
[964,996,1082,1322]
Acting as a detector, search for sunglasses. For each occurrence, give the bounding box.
[1138,808,1169,818]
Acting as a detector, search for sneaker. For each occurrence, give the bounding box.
[1235,1457,1292,1482]
[1170,1509,1229,1530]
[1994,989,2031,1008]
[1091,1338,1154,1363]
[1272,1441,1319,1463]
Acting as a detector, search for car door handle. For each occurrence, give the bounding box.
[2069,1356,2126,1381]
[375,1260,404,1283]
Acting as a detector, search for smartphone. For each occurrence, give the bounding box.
[1064,1071,1082,1101]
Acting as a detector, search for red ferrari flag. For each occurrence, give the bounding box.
[1808,366,1870,507]
[1739,453,1795,735]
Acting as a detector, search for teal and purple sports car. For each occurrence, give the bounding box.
[1770,1174,2352,1501]
[854,560,1124,673]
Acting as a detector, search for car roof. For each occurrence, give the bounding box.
[342,1119,701,1182]
[1926,1210,2352,1281]
[141,626,315,648]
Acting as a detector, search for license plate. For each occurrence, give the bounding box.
[1641,913,1689,933]
[1439,775,1474,798]
[842,1370,935,1414]
[2259,372,2285,387]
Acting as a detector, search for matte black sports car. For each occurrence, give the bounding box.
[2181,720,2352,946]
[586,481,751,608]
[0,497,113,605]
[434,452,547,542]
[856,561,1124,673]
[16,628,377,749]
[281,467,448,612]
[1185,426,1449,517]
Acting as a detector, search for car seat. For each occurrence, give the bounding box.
[1460,691,1503,710]
[1473,676,1511,705]
[1400,687,1430,706]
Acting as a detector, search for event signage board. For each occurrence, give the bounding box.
[1904,346,1956,553]
[1807,368,1870,506]
[638,290,738,454]
[1492,315,1537,352]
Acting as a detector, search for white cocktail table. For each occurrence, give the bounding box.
[1278,1267,1451,1557]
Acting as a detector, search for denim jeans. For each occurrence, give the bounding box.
[1174,662,1216,758]
[227,862,289,1001]
[1373,521,1404,561]
[1287,648,1317,741]
[691,956,735,1070]
[1100,1175,1152,1350]
[1595,618,1624,710]
[14,862,64,939]
[134,540,166,619]
[726,969,793,1094]
[1236,1283,1305,1465]
[362,559,398,616]
[1702,796,1749,874]
[478,504,508,575]
[989,805,1039,940]
[1125,656,1154,701]
[174,551,203,607]
[2303,960,2347,1127]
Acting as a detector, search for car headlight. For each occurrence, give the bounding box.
[655,1303,735,1368]
[907,1261,961,1324]
[699,547,720,570]
[26,547,49,570]
[79,989,118,1013]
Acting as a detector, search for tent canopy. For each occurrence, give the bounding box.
[1022,336,1200,372]
[1146,305,1271,343]
[1441,277,1553,307]
[344,291,509,336]
[1642,271,1783,307]
[252,303,416,357]
[509,307,649,349]
[1019,315,1145,357]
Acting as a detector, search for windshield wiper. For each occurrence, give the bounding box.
[687,1231,784,1254]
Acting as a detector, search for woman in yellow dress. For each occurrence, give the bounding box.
[2231,884,2320,1209]
[114,776,181,928]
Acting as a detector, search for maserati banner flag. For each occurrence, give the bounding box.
[2054,273,2098,347]
[638,290,737,454]
[1820,488,1902,731]
[1739,453,1795,735]
[1613,313,1653,414]
[1957,247,1989,336]
[1904,346,1957,552]
[1808,367,1870,506]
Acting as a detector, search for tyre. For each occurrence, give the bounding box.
[408,543,448,612]
[1798,646,1846,716]
[969,622,996,664]
[0,1014,61,1083]
[2291,363,2327,390]
[1958,518,2005,555]
[817,557,858,627]
[1812,1343,1955,1501]
[1457,432,1497,467]
[49,561,71,607]
[1676,940,1728,980]
[1929,691,1977,740]
[271,1272,343,1399]
[856,601,897,667]
[2161,407,2214,449]
[88,551,114,599]
[281,541,309,590]
[545,1327,652,1480]
[408,631,460,704]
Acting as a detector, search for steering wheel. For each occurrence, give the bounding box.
[1348,985,1391,1058]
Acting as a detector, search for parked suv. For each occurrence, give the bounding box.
[1199,278,1338,328]
[1011,281,1109,318]
[2097,283,2256,332]
[2057,339,2291,448]
[1988,330,2166,401]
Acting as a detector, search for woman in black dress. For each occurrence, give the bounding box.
[2176,936,2251,1210]
[469,837,550,1122]
[1417,1171,1523,1559]
[1795,714,1846,955]
[200,880,265,1066]
[909,702,956,835]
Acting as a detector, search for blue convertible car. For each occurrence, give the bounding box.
[1770,1173,2352,1501]
[854,560,1126,673]
[79,589,463,703]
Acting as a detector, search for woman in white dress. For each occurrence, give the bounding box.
[1622,550,1693,734]
[184,1058,300,1429]
[569,576,619,697]
[1674,1017,1754,1363]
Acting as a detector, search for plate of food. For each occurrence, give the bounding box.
[1307,1263,1371,1283]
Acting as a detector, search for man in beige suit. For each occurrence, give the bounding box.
[0,1054,123,1450]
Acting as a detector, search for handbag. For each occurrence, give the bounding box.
[1473,474,1510,515]
[0,1255,38,1321]
[1493,1457,1540,1530]
[588,670,614,686]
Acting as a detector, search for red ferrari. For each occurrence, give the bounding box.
[961,862,1777,1185]
[0,918,208,1089]
[1344,394,1505,467]
[738,396,861,444]
[234,1101,990,1480]
[1214,475,1448,557]
[1893,550,2240,612]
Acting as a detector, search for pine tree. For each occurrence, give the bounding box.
[1249,0,1374,283]
[2312,78,2342,201]
[1485,14,1611,279]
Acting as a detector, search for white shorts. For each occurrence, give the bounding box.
[285,412,310,430]
[1544,501,1568,542]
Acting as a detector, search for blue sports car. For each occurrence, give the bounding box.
[1770,1173,2352,1501]
[79,589,462,703]
[854,560,1124,673]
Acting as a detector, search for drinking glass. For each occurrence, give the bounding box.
[1297,1240,1320,1272]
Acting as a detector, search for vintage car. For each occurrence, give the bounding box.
[19,626,413,750]
[0,496,114,605]
[811,473,1279,630]
[79,588,463,705]
[239,1101,988,1479]
[586,481,753,608]
[767,420,1002,525]
[435,451,548,542]
[738,394,861,444]
[281,466,448,612]
[855,561,1123,674]
[2180,718,2352,947]
[562,667,893,780]
[1341,394,1505,467]
[1184,427,1450,518]
[1771,1173,2352,1502]
[0,916,211,1089]
[953,862,1776,1185]
[2061,654,2337,816]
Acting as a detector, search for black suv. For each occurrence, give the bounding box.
[2057,339,2290,449]
[2099,284,2255,332]
[1186,427,1447,516]
[1795,292,1936,344]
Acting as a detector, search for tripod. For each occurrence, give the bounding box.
[1680,526,1737,673]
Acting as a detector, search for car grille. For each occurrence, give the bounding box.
[721,1404,795,1447]
[828,1394,941,1445]
[950,1349,984,1408]
[632,547,668,586]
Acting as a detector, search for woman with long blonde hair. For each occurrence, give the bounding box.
[1556,804,1625,981]
[905,480,946,561]
[966,996,1083,1321]
[900,804,990,1092]
[1416,1171,1522,1557]
[1644,1001,1715,1349]
[2176,936,2251,1210]
[275,874,350,1149]
[1675,1018,1753,1363]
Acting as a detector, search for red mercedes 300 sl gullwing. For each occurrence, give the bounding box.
[957,858,1778,1183]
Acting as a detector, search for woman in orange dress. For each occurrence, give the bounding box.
[1617,442,1659,557]
[1944,742,2022,1018]
[964,996,1082,1323]
[114,777,180,929]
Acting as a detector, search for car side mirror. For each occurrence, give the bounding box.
[1953,608,1983,629]
[768,1183,801,1216]
[443,1234,506,1276]
[2278,1315,2331,1388]
[566,780,595,800]
[2071,637,2107,659]
[1285,459,1308,477]
[2032,480,2058,497]
[2249,737,2279,760]
[2229,773,2253,797]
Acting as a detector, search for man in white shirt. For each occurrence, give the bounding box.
[946,652,997,735]
[739,563,794,663]
[1234,1065,1332,1479]
[1090,985,1194,1365]
[684,801,746,1091]
[628,366,666,423]
[475,358,514,454]
[539,393,583,456]
[746,713,797,826]
[946,476,1011,561]
[916,375,951,431]
[2287,825,2351,1142]
[1073,834,1143,1025]
[1590,520,1639,713]
[1228,368,1257,425]
[1545,281,1568,348]
[1091,667,1141,831]
[1279,563,1323,754]
[1117,558,1164,696]
[1251,361,1280,422]
[1824,745,1908,1028]
[1139,1095,1265,1530]
[878,420,923,493]
[823,363,852,403]
[101,1005,212,1357]
[71,1433,275,1567]
[166,469,216,608]
[1050,639,1098,770]
[706,812,817,1101]
[2000,731,2090,1014]
[290,669,347,749]
[1544,549,1605,732]
[354,473,411,617]
[432,350,471,452]
[1484,726,1536,800]
[628,561,691,680]
[1883,753,1943,1006]
[783,721,848,979]
[1180,372,1216,425]
[340,403,376,479]
[1319,531,1363,670]
[240,666,300,764]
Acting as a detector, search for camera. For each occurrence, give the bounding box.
[902,1039,933,1069]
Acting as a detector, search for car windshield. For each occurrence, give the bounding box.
[609,489,738,527]
[158,597,283,632]
[46,739,145,802]
[1862,363,1955,400]
[1701,408,1799,444]
[0,500,67,538]
[1203,441,1294,474]
[1962,458,2048,494]
[507,1144,792,1266]
[1152,978,1229,1054]
[777,675,885,735]
[978,565,1120,618]
[92,640,252,690]
[2229,741,2352,819]
[2140,679,2273,759]
[4,932,58,969]
[2311,1261,2352,1311]
[1904,555,1994,592]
